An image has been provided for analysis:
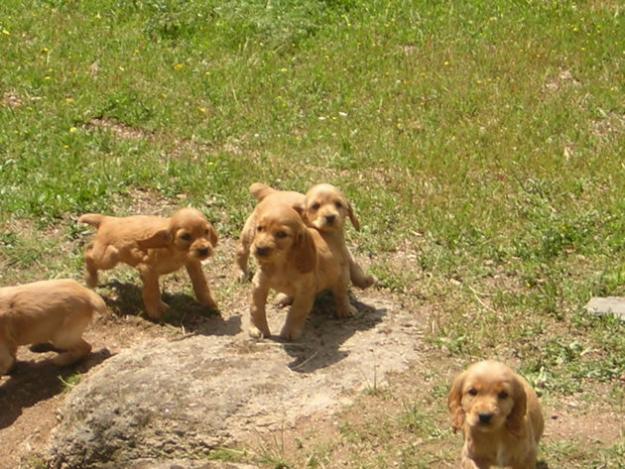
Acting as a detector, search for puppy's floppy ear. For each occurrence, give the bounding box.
[292,201,305,217]
[207,224,219,247]
[136,229,172,250]
[293,227,316,273]
[347,201,360,231]
[506,375,528,436]
[448,370,466,432]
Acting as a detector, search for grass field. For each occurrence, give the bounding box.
[1,0,625,467]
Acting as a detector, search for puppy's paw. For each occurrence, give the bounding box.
[145,301,170,320]
[249,325,270,339]
[336,303,358,319]
[280,325,303,341]
[274,293,293,309]
[353,274,376,290]
[199,296,219,311]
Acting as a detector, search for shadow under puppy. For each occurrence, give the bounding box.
[80,207,218,320]
[248,200,358,340]
[237,183,374,292]
[0,279,103,374]
[448,360,544,469]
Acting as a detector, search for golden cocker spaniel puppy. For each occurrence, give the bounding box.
[248,200,354,340]
[80,207,218,319]
[0,279,103,374]
[448,360,544,469]
[303,183,375,290]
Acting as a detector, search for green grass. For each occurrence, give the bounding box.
[2,0,625,467]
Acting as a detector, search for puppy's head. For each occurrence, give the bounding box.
[303,184,359,233]
[252,202,316,273]
[448,360,527,435]
[138,208,218,261]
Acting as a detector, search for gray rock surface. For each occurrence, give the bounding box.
[585,297,625,320]
[48,296,423,468]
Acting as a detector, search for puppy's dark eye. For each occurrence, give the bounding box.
[334,201,343,209]
[257,225,263,232]
[498,391,508,399]
[276,231,287,239]
[311,202,320,211]
[180,233,192,242]
[468,388,478,396]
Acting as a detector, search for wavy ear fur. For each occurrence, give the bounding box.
[293,227,316,273]
[136,229,172,250]
[208,224,219,247]
[347,201,360,231]
[448,371,466,432]
[506,375,528,436]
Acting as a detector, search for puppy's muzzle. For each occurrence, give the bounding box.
[197,247,210,258]
[478,413,493,425]
[324,214,336,225]
[255,246,271,257]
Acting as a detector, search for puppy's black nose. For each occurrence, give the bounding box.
[325,214,336,224]
[255,246,270,257]
[479,413,493,424]
[198,248,210,257]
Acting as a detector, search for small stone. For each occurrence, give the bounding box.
[585,297,625,320]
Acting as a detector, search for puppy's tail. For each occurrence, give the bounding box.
[79,213,105,228]
[249,183,276,202]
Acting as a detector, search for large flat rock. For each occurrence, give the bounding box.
[48,296,423,468]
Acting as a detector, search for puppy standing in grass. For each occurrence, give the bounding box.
[248,200,353,340]
[448,360,544,469]
[80,207,219,320]
[0,279,103,374]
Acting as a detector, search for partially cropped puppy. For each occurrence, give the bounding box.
[237,183,374,290]
[303,183,375,290]
[80,207,218,319]
[448,360,544,469]
[248,201,354,340]
[0,279,103,374]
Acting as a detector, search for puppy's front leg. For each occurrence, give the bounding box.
[0,342,16,375]
[249,272,271,338]
[186,261,218,310]
[281,293,315,341]
[140,270,169,320]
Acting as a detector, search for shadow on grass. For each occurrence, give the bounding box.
[0,348,111,430]
[102,280,241,336]
[537,461,550,469]
[281,292,385,373]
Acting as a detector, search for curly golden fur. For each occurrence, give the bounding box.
[80,207,218,319]
[0,279,103,374]
[448,360,544,469]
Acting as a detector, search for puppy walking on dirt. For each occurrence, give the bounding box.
[448,360,544,469]
[0,279,103,374]
[80,207,219,319]
[248,201,358,340]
